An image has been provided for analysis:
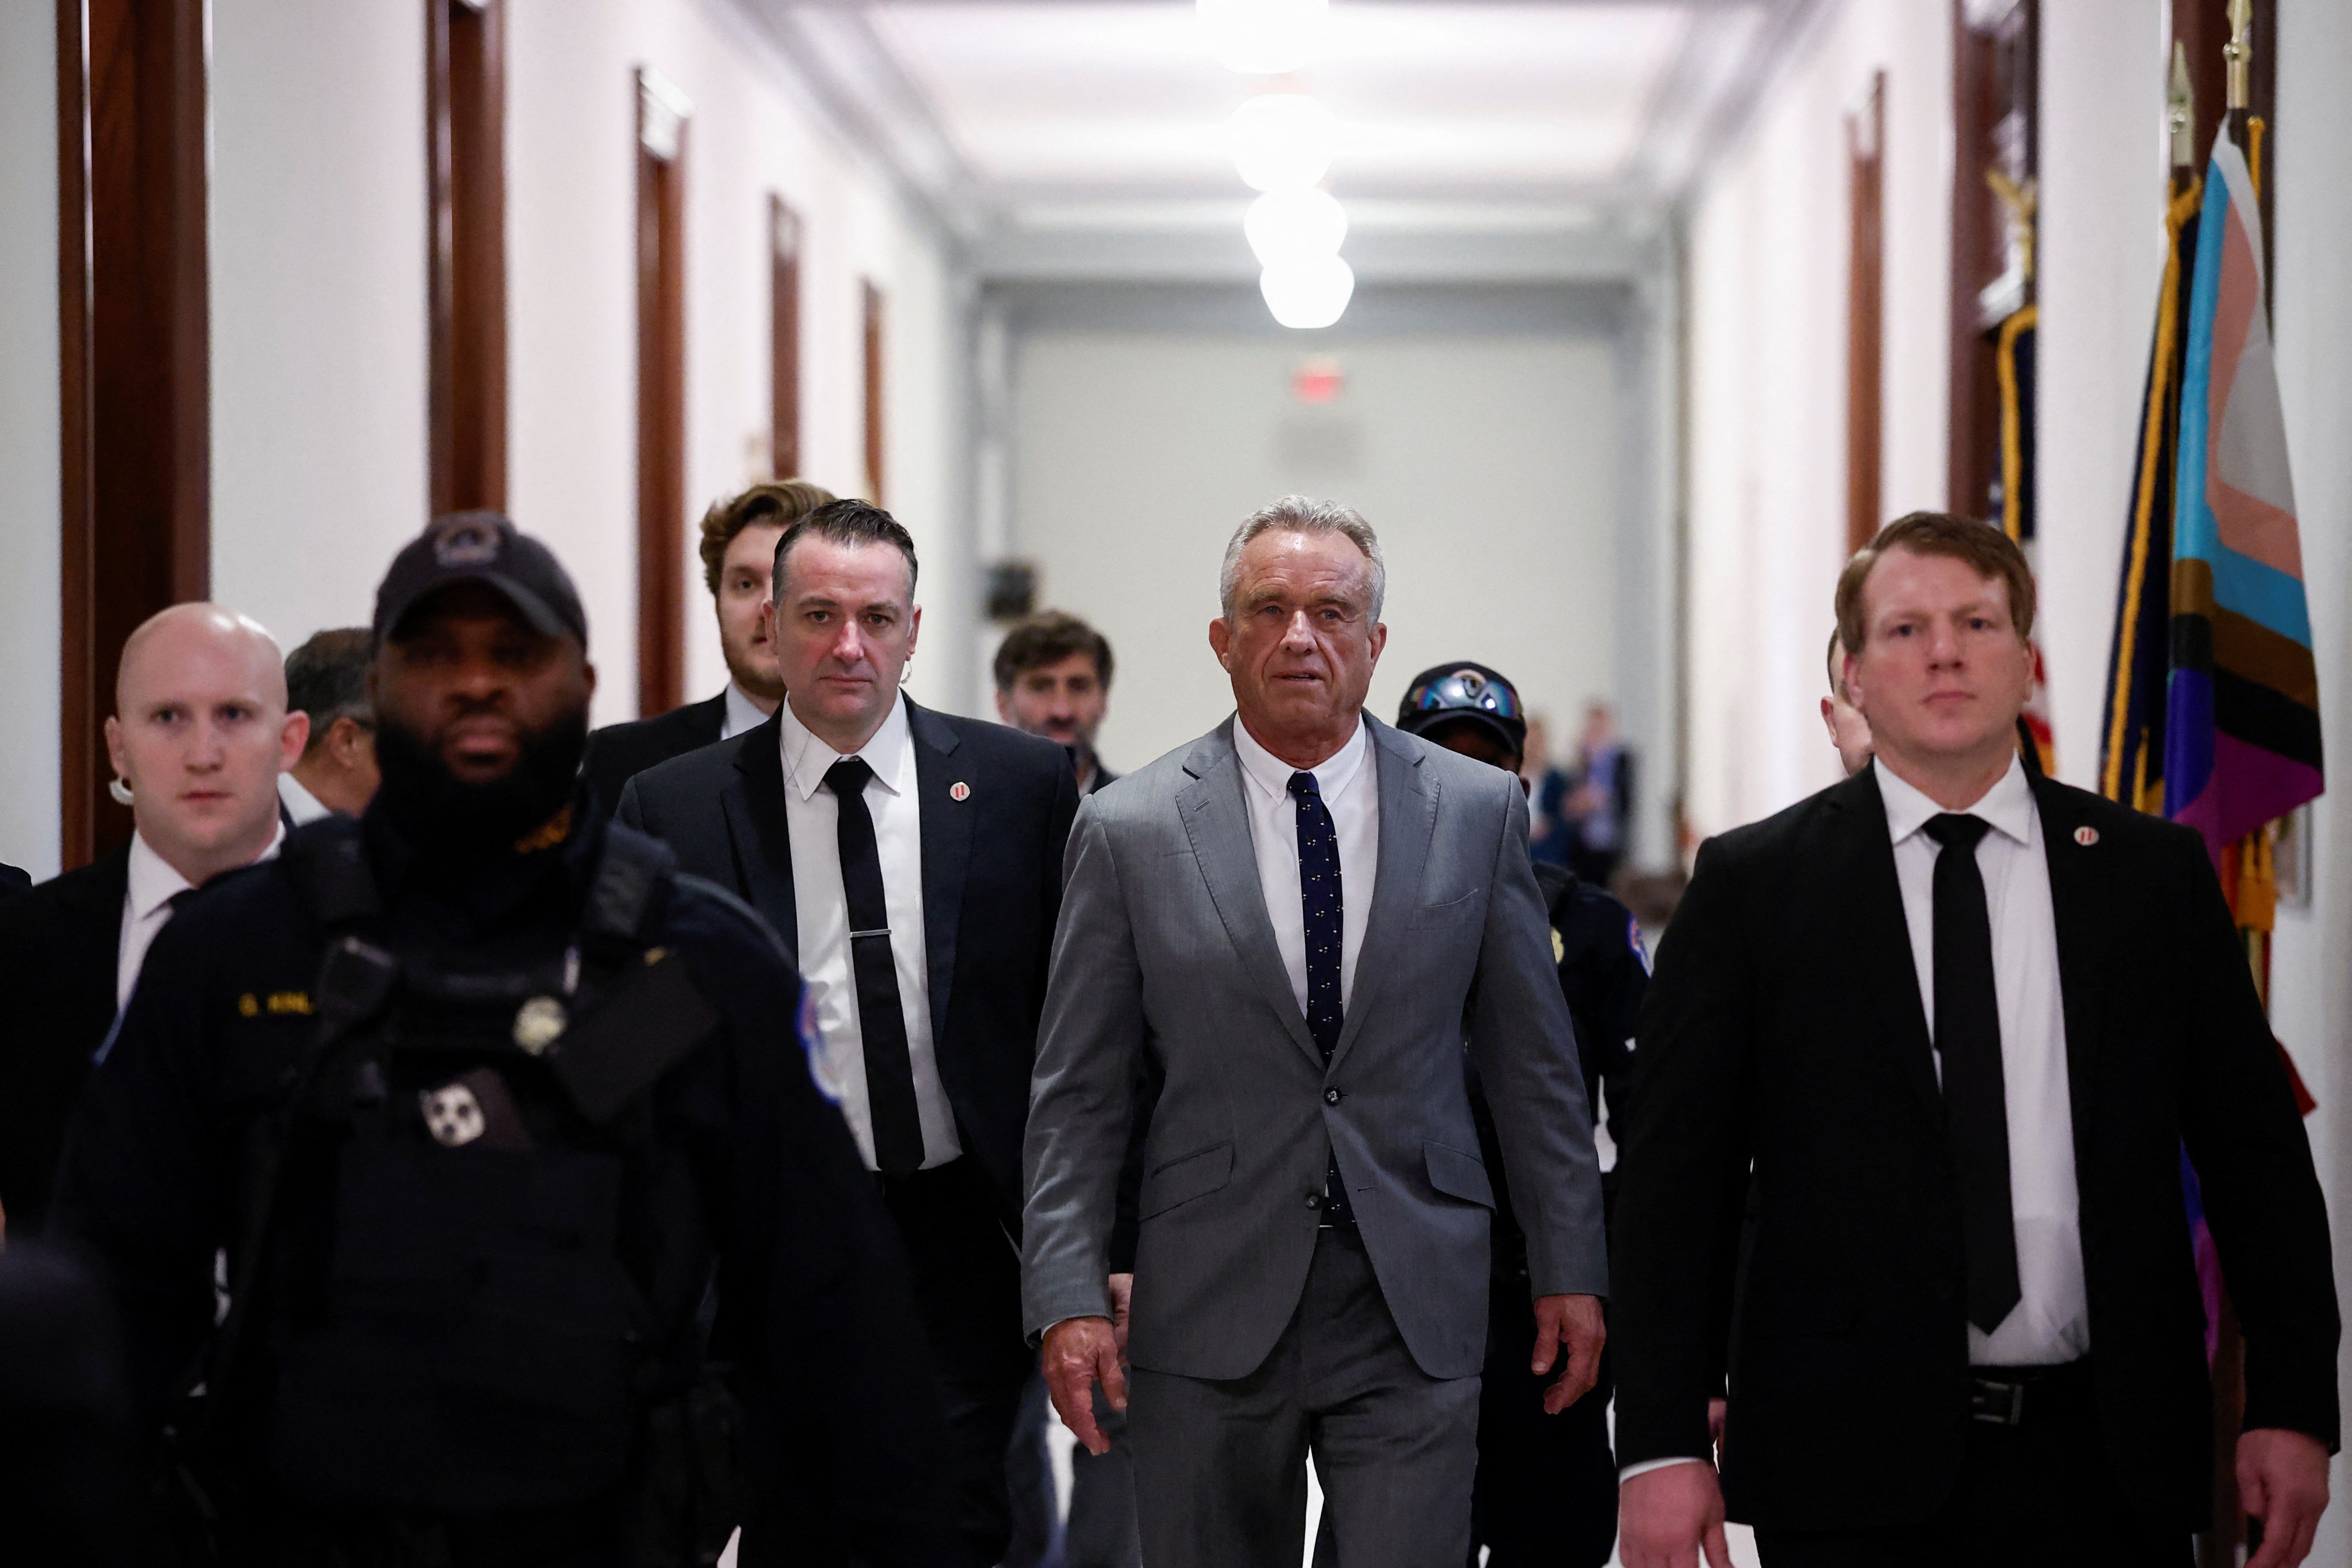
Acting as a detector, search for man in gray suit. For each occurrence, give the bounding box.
[1022,496,1609,1568]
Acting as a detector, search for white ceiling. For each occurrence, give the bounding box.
[751,0,1821,280]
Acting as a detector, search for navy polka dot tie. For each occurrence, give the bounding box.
[1289,771,1352,1224]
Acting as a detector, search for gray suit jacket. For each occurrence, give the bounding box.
[1021,714,1607,1382]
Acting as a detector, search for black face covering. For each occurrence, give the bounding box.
[371,702,589,863]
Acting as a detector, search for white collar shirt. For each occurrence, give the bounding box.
[119,820,286,1013]
[1231,713,1380,1016]
[278,772,334,827]
[778,694,961,1171]
[721,682,771,741]
[1876,755,2089,1367]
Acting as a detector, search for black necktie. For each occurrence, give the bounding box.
[1289,771,1351,1224]
[1922,812,2021,1335]
[824,757,926,1177]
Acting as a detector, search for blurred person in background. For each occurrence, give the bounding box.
[581,479,835,810]
[1821,628,1874,777]
[1393,661,1646,1568]
[1523,714,1574,868]
[993,604,1139,1568]
[280,628,381,823]
[621,499,1080,1568]
[995,610,1121,794]
[1560,701,1632,888]
[0,604,304,1240]
[50,512,956,1566]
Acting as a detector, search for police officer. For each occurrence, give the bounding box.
[1395,662,1648,1568]
[51,513,958,1567]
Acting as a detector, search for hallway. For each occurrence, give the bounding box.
[2,1,2349,1564]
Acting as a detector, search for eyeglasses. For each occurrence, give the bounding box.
[1405,667,1520,722]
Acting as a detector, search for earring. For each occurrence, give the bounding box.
[108,776,135,806]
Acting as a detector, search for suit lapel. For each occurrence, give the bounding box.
[908,697,971,1053]
[722,713,800,961]
[2030,776,2105,1132]
[1176,722,1321,1068]
[1829,770,1944,1126]
[1327,718,1431,1071]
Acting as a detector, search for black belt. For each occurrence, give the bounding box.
[1968,1358,2093,1427]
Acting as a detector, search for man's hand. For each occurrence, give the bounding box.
[1530,1293,1606,1414]
[1041,1315,1125,1456]
[1107,1273,1135,1354]
[1619,1462,1731,1568]
[2241,1427,2331,1568]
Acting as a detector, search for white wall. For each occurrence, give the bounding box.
[2269,3,2352,1558]
[0,0,59,878]
[507,0,969,726]
[1011,330,1620,781]
[1,0,975,873]
[1683,0,1952,840]
[2034,0,2169,796]
[209,0,432,661]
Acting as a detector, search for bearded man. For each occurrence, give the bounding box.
[50,512,957,1567]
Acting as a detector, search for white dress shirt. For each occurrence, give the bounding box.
[278,772,334,827]
[1230,714,1379,1016]
[778,695,962,1172]
[1623,754,2089,1483]
[721,682,771,741]
[118,822,286,1012]
[1876,754,2089,1368]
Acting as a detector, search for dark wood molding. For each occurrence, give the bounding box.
[771,196,803,480]
[635,69,688,718]
[58,0,212,869]
[1846,72,1885,554]
[862,278,885,506]
[426,0,508,516]
[1946,0,2035,522]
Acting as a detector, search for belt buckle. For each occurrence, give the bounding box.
[1969,1376,2026,1426]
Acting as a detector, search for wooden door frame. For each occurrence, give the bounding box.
[1846,72,1886,554]
[635,68,689,718]
[862,278,885,505]
[426,0,508,516]
[57,0,212,869]
[771,196,803,480]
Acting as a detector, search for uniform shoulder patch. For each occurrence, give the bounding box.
[1628,913,1651,974]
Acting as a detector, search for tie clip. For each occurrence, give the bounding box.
[849,927,891,940]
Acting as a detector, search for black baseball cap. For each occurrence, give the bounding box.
[374,511,588,648]
[1396,661,1527,757]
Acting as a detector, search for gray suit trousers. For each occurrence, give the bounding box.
[1128,1227,1479,1568]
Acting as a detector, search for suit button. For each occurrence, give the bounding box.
[1324,1088,1342,1105]
[1305,1194,1323,1210]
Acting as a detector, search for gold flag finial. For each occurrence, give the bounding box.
[2225,0,2253,111]
[2168,41,2195,167]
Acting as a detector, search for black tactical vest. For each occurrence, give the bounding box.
[209,818,741,1560]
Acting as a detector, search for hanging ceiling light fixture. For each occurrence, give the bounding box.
[1197,0,1329,75]
[1260,254,1356,331]
[1228,93,1336,193]
[1244,187,1347,269]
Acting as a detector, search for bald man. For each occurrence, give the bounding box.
[0,604,305,1237]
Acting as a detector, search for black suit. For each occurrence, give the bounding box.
[618,695,1079,1565]
[1613,767,2336,1543]
[580,691,728,813]
[0,848,129,1237]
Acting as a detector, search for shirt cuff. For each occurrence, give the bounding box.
[1619,1456,1710,1483]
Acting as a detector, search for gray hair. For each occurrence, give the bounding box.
[1217,496,1386,622]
